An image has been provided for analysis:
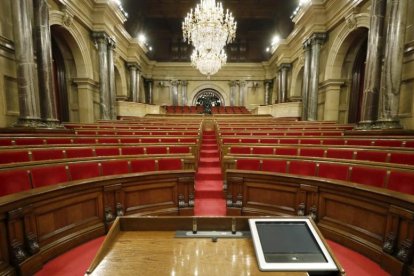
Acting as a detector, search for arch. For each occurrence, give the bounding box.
[324,13,369,80]
[189,83,227,106]
[290,64,304,99]
[49,11,93,79]
[192,89,225,114]
[114,59,128,100]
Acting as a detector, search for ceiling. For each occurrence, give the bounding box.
[122,0,298,62]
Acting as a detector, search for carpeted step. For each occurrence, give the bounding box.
[194,198,226,216]
[201,144,217,150]
[199,160,221,167]
[196,173,222,181]
[200,151,219,158]
[203,139,217,144]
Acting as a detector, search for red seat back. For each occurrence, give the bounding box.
[289,161,316,176]
[355,151,388,163]
[121,147,145,155]
[95,147,120,157]
[300,148,325,157]
[388,171,414,195]
[0,169,31,196]
[0,151,30,164]
[158,159,182,170]
[68,162,100,180]
[318,163,349,181]
[30,165,68,188]
[236,159,261,171]
[230,147,251,154]
[130,159,157,172]
[146,147,167,154]
[350,166,387,188]
[169,146,190,154]
[101,160,129,176]
[66,148,94,158]
[31,149,64,161]
[252,147,274,155]
[389,152,414,166]
[262,159,287,173]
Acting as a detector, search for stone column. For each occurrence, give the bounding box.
[302,40,312,120]
[279,63,291,103]
[33,0,61,128]
[170,80,179,106]
[239,81,246,106]
[264,80,273,105]
[276,70,282,104]
[308,33,327,121]
[136,68,142,103]
[127,63,138,102]
[356,0,387,129]
[107,38,116,120]
[181,81,188,106]
[229,81,238,106]
[146,79,153,104]
[12,0,44,127]
[376,0,408,129]
[92,32,111,120]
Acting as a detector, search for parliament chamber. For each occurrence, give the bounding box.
[1,0,414,275]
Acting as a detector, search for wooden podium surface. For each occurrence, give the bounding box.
[86,217,343,276]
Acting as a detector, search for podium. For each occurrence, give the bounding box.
[86,216,344,276]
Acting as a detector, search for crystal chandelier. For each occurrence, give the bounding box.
[191,49,227,78]
[183,0,237,77]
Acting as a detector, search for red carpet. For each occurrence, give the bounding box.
[194,131,226,216]
[35,236,105,276]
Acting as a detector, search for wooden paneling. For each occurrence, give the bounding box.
[226,170,414,275]
[0,171,194,275]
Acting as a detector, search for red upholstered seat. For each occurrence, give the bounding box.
[73,138,97,144]
[285,132,302,136]
[241,138,259,143]
[230,147,251,154]
[275,148,298,156]
[303,132,322,136]
[65,148,94,158]
[374,140,404,147]
[279,139,299,145]
[46,138,72,145]
[130,159,157,172]
[30,165,68,188]
[318,163,349,181]
[236,159,261,171]
[121,147,145,155]
[97,138,119,144]
[146,146,168,154]
[0,138,13,146]
[388,171,414,195]
[322,139,345,145]
[300,139,321,145]
[160,138,179,143]
[95,147,120,157]
[350,166,387,188]
[223,138,239,144]
[300,148,325,157]
[0,151,30,164]
[260,138,278,144]
[169,146,190,154]
[31,149,65,161]
[0,169,32,196]
[262,159,287,173]
[289,161,316,176]
[252,147,274,155]
[405,141,414,148]
[141,138,160,143]
[347,139,372,146]
[389,152,414,166]
[158,158,182,170]
[120,138,140,144]
[180,138,197,143]
[68,162,100,180]
[101,160,129,176]
[326,149,354,160]
[15,138,45,145]
[355,151,388,162]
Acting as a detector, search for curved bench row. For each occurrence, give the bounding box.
[0,170,195,275]
[222,156,414,195]
[0,136,199,147]
[223,145,414,166]
[0,156,196,197]
[220,137,414,148]
[219,130,344,136]
[225,170,414,275]
[0,145,197,165]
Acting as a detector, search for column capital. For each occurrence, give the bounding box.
[279,63,292,70]
[264,79,273,85]
[170,80,179,87]
[126,62,140,71]
[107,37,116,49]
[92,31,110,43]
[309,32,327,45]
[180,80,188,86]
[239,81,247,87]
[229,80,239,87]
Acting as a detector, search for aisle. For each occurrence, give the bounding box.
[194,130,226,216]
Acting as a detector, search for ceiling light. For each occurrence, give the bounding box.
[138,34,147,44]
[191,49,227,78]
[271,35,280,46]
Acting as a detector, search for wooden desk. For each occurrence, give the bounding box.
[87,217,344,276]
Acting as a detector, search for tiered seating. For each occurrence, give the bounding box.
[164,105,204,114]
[211,106,250,114]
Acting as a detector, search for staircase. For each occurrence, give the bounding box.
[194,130,226,216]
